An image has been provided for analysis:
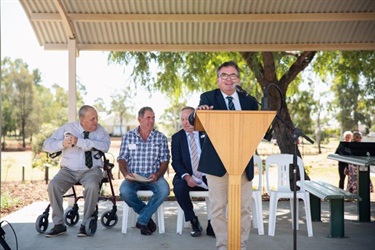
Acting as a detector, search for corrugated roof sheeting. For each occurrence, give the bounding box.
[75,21,375,45]
[60,0,375,14]
[19,0,375,51]
[21,0,375,15]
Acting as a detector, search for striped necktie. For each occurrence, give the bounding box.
[227,96,235,110]
[189,132,202,179]
[83,131,93,168]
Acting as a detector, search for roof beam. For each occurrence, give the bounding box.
[44,42,375,52]
[31,12,375,23]
[53,0,76,39]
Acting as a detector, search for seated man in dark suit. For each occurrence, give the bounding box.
[171,106,215,237]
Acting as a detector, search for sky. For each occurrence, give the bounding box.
[1,0,199,118]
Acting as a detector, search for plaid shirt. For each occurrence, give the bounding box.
[117,127,170,175]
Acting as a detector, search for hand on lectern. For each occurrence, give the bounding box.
[197,105,214,110]
[189,105,214,126]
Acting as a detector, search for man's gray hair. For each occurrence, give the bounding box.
[138,106,154,117]
[181,106,195,113]
[78,105,95,118]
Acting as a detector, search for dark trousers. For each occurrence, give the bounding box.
[173,176,208,222]
[338,162,348,189]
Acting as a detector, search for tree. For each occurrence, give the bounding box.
[314,51,375,133]
[108,51,316,156]
[1,58,36,148]
[159,101,188,137]
[1,59,17,140]
[288,90,315,135]
[1,58,18,148]
[109,86,136,136]
[93,98,107,112]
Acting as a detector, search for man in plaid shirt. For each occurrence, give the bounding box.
[118,106,170,235]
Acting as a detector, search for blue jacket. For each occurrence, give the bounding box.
[171,129,205,181]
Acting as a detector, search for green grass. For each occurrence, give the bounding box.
[0,191,21,209]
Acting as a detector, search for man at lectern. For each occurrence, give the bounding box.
[195,61,258,250]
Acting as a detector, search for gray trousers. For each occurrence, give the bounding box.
[47,167,102,226]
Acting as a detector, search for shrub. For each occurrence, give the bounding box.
[31,124,60,169]
[0,191,20,209]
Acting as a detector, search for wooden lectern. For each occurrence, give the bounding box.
[194,110,276,250]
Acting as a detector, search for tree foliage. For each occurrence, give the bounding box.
[1,57,86,151]
[31,123,61,169]
[109,86,136,136]
[313,51,375,132]
[159,101,188,137]
[109,51,316,156]
[108,50,375,154]
[1,58,36,147]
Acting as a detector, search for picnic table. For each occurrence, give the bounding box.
[327,154,375,222]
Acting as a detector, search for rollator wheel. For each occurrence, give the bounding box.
[100,210,118,228]
[35,214,49,233]
[64,208,79,227]
[85,217,97,236]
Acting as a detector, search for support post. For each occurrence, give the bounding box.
[44,164,51,184]
[309,194,322,221]
[228,175,242,250]
[329,199,345,238]
[22,165,25,183]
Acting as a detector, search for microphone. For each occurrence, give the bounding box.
[263,126,274,142]
[188,111,196,126]
[261,84,270,110]
[235,85,262,108]
[235,85,248,96]
[236,84,272,141]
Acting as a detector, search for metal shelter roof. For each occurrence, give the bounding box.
[20,0,375,52]
[18,0,375,122]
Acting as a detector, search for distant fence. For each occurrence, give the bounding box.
[257,140,335,157]
[1,139,339,182]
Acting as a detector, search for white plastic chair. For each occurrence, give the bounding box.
[252,154,264,235]
[176,191,211,234]
[122,190,165,234]
[265,154,313,237]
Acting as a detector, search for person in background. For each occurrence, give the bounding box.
[194,61,258,250]
[118,107,170,236]
[171,106,215,238]
[335,130,353,189]
[346,131,374,193]
[43,105,111,237]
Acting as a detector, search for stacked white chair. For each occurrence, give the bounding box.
[265,154,313,237]
[122,190,165,234]
[176,191,211,234]
[252,154,264,235]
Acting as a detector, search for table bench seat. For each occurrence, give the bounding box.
[297,180,361,238]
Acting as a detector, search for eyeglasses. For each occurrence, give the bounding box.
[218,73,239,80]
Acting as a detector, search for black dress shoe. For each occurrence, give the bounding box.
[77,224,87,237]
[147,218,157,233]
[206,220,216,238]
[136,222,152,235]
[190,217,203,237]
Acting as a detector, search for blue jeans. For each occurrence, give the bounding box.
[120,176,170,226]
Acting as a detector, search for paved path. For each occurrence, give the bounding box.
[1,199,374,250]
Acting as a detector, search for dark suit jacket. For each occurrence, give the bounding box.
[171,129,205,182]
[197,89,259,181]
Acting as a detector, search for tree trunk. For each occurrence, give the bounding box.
[22,117,26,148]
[241,51,316,157]
[241,51,316,182]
